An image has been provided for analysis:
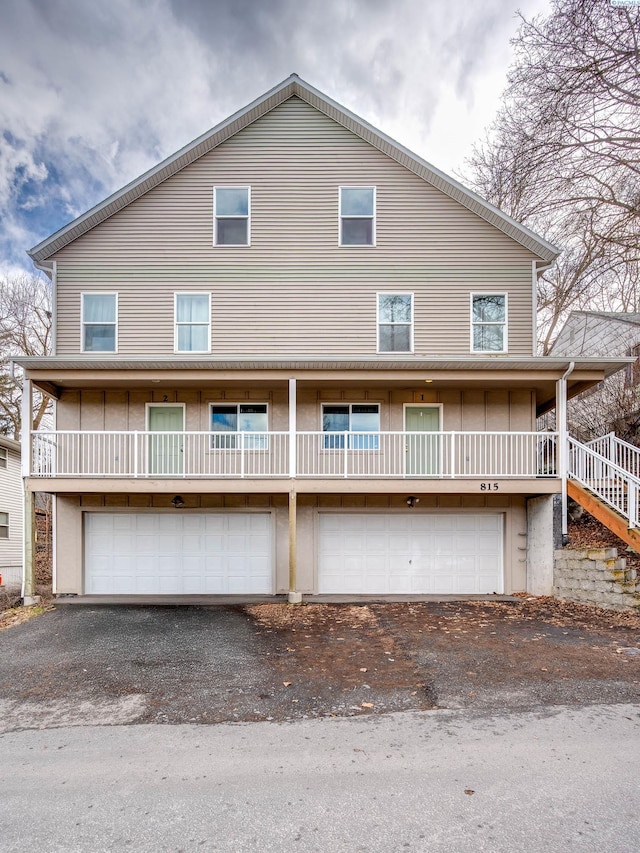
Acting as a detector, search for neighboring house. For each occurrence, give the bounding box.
[0,436,23,588]
[15,75,628,601]
[551,311,640,440]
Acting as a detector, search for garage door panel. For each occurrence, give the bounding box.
[318,513,503,594]
[85,513,273,595]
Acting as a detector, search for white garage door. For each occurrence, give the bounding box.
[318,513,503,594]
[85,512,273,595]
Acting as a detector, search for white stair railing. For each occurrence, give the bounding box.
[568,436,640,529]
[585,432,640,481]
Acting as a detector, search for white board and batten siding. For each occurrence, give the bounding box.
[318,513,504,595]
[54,97,539,359]
[0,439,23,586]
[84,512,274,595]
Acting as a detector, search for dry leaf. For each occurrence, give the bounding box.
[283,681,292,687]
[359,667,368,672]
[361,702,374,708]
[464,789,475,796]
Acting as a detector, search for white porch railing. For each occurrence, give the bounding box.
[30,431,290,478]
[30,430,558,479]
[568,436,640,528]
[585,432,640,481]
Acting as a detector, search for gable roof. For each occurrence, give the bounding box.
[550,310,640,357]
[28,74,560,267]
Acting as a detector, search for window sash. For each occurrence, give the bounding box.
[322,404,380,449]
[0,511,8,538]
[214,187,250,246]
[471,294,507,352]
[175,294,210,352]
[82,294,117,352]
[0,448,6,469]
[340,187,375,246]
[210,404,268,449]
[377,293,413,352]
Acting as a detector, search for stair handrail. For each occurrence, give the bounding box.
[568,436,640,529]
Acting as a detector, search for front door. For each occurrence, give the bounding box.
[405,406,441,475]
[147,405,184,475]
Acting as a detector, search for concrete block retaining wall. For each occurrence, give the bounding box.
[554,548,640,611]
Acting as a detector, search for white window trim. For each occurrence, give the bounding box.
[209,402,270,450]
[321,402,381,450]
[338,186,376,247]
[376,292,414,354]
[80,292,118,354]
[0,447,7,469]
[470,292,508,354]
[0,511,8,539]
[213,185,251,247]
[173,292,211,354]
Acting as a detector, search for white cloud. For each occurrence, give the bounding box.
[0,0,551,269]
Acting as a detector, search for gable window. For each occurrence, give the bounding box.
[377,293,413,353]
[0,512,8,539]
[214,186,250,246]
[471,294,507,353]
[175,293,211,352]
[0,447,7,469]
[210,403,268,449]
[322,404,380,449]
[82,293,117,352]
[339,187,375,246]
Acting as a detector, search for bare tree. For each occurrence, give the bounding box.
[0,272,52,438]
[466,0,640,352]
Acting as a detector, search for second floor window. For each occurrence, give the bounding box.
[471,294,507,353]
[322,404,380,449]
[214,186,250,246]
[0,512,8,539]
[210,403,268,449]
[340,187,375,246]
[378,293,413,353]
[0,448,7,469]
[175,293,210,352]
[82,293,117,352]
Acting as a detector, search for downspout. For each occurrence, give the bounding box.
[558,361,575,544]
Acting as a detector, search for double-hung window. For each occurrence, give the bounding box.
[471,294,507,353]
[322,404,380,449]
[81,293,117,352]
[213,186,250,246]
[0,512,8,539]
[339,187,375,246]
[175,293,210,352]
[0,447,7,469]
[377,293,413,353]
[210,403,268,449]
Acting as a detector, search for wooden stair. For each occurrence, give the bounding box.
[567,480,640,551]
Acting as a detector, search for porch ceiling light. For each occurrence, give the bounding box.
[424,379,433,383]
[171,495,185,508]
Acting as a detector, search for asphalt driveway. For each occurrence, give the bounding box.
[1,599,639,732]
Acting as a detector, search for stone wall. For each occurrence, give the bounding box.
[554,548,640,611]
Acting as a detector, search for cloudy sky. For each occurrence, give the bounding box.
[0,0,551,275]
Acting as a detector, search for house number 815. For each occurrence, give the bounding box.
[480,482,499,491]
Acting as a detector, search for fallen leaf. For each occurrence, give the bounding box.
[361,702,374,708]
[464,789,475,796]
[283,681,292,687]
[359,667,368,672]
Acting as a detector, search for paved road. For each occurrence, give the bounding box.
[2,704,639,852]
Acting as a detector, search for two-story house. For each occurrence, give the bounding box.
[0,435,23,588]
[16,75,628,602]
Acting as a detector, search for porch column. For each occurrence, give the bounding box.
[21,378,39,604]
[288,489,302,604]
[288,378,297,478]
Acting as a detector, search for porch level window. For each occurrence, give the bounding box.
[175,293,210,352]
[82,293,116,352]
[210,403,268,449]
[378,293,413,353]
[472,294,507,352]
[322,404,380,449]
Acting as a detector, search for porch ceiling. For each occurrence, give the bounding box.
[13,355,632,414]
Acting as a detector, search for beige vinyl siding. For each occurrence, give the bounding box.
[53,97,538,356]
[55,386,535,433]
[0,445,23,573]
